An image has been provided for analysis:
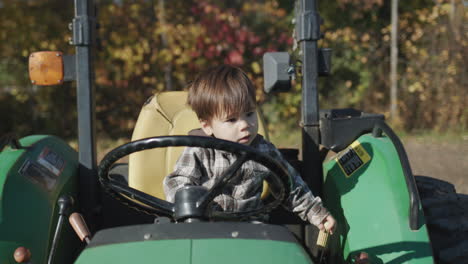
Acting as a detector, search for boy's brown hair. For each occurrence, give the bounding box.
[188,65,256,121]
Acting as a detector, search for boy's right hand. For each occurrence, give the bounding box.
[318,214,337,235]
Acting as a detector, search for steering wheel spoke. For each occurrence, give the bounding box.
[106,178,175,216]
[196,153,249,210]
[98,136,291,221]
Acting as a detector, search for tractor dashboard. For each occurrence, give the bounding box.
[89,222,298,247]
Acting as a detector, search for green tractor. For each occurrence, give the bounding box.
[1,0,467,263]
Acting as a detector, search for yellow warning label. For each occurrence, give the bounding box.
[336,140,371,177]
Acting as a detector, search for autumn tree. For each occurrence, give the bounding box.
[0,0,465,140]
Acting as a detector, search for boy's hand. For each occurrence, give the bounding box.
[318,215,337,235]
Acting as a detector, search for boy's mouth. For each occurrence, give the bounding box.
[238,135,250,144]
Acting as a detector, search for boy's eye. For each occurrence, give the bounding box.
[246,111,255,117]
[226,118,237,123]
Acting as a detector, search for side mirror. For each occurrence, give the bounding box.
[263,52,292,93]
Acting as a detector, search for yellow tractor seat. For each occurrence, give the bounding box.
[128,91,269,201]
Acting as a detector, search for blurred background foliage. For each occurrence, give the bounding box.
[0,0,466,145]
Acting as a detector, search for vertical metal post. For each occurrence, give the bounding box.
[296,0,323,196]
[390,0,399,121]
[73,0,99,227]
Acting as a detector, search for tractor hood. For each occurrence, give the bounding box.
[74,222,313,264]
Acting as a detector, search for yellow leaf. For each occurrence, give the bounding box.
[251,62,261,74]
[408,82,424,93]
[447,64,457,75]
[361,33,370,42]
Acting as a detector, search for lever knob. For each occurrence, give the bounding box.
[69,212,91,244]
[13,246,31,263]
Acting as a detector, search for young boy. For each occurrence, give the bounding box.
[163,65,336,233]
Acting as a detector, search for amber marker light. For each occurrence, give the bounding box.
[29,51,64,86]
[13,246,31,263]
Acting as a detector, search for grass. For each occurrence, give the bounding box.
[395,128,468,144]
[67,126,466,164]
[268,124,467,149]
[68,136,131,162]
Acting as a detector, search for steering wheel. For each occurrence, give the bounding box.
[98,136,292,221]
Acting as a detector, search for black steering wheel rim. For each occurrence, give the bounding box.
[98,135,292,220]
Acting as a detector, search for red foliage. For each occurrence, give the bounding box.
[190,1,291,67]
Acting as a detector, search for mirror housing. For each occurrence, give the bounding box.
[263,52,292,93]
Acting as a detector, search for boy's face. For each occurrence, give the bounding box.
[201,109,259,145]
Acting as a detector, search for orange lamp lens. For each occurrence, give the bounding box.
[29,51,64,86]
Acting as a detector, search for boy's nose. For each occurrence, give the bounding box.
[239,119,250,130]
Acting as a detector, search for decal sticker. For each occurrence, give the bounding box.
[19,159,58,191]
[336,141,371,177]
[37,147,65,177]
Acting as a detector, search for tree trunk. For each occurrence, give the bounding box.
[158,0,173,91]
[390,0,398,121]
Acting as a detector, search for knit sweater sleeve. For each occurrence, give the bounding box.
[260,141,330,226]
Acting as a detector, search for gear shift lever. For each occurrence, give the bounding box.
[69,212,91,244]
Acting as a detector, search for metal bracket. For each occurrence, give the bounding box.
[295,11,322,41]
[63,55,76,81]
[71,16,94,46]
[300,121,320,128]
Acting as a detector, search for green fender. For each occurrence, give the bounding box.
[322,133,433,263]
[0,135,80,263]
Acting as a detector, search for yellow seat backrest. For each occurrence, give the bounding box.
[129,91,269,200]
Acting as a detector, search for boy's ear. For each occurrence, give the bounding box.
[200,120,213,136]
